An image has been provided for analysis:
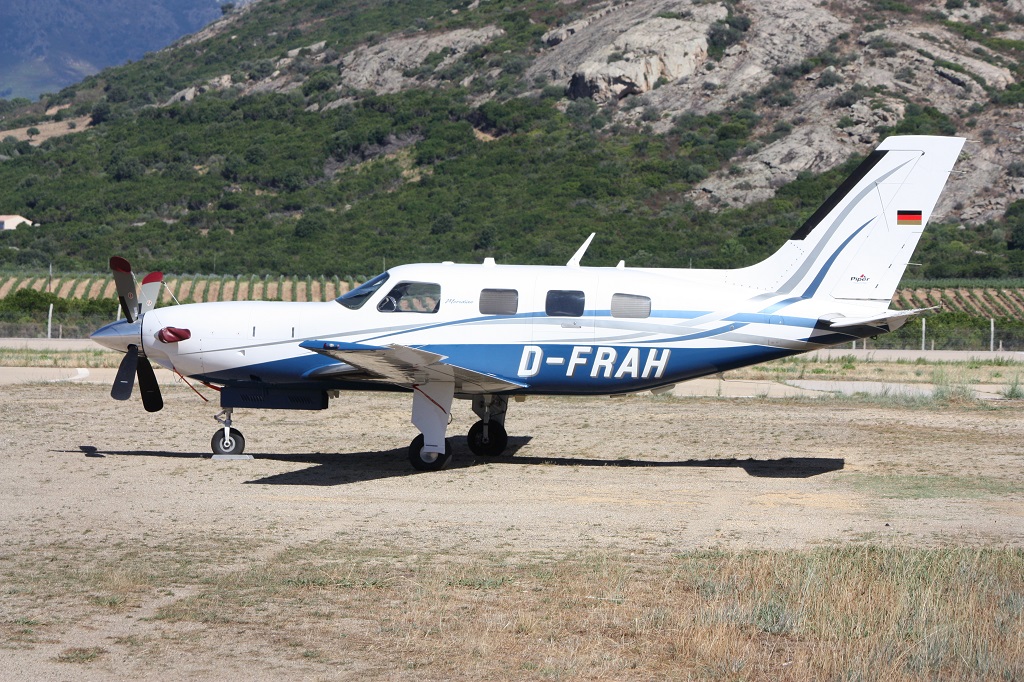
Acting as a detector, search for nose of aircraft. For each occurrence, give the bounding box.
[90,318,143,353]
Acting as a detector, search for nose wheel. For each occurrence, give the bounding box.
[211,408,245,455]
[212,428,245,455]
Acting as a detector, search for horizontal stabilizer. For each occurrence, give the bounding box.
[300,340,524,393]
[823,306,939,330]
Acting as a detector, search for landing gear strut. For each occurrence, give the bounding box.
[467,395,509,457]
[212,408,245,455]
[409,382,455,471]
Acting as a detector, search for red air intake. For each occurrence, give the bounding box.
[157,326,191,343]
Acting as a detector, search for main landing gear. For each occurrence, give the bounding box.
[408,434,454,472]
[211,408,245,455]
[407,391,513,471]
[467,395,509,457]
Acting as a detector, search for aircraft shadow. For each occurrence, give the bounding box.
[74,441,843,485]
[492,454,845,478]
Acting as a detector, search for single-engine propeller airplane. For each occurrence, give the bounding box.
[92,135,964,470]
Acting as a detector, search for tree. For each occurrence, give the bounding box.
[26,127,39,139]
[90,101,112,126]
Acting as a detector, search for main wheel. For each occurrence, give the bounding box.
[211,428,245,455]
[467,421,508,457]
[408,434,453,471]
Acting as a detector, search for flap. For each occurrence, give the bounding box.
[300,340,525,393]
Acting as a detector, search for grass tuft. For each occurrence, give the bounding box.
[1001,373,1024,399]
[55,647,107,663]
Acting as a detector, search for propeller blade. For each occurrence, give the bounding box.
[136,356,164,413]
[139,271,163,316]
[111,344,139,400]
[110,256,138,323]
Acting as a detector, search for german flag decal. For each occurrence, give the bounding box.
[897,210,923,226]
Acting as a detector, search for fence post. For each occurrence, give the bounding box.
[921,317,926,352]
[991,318,995,353]
[47,303,53,339]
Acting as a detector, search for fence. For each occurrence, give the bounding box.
[848,316,1024,352]
[0,313,114,339]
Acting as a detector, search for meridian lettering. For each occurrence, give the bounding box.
[517,345,670,380]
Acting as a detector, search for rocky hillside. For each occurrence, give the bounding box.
[166,0,1024,224]
[0,0,1023,277]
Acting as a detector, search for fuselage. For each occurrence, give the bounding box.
[93,262,881,396]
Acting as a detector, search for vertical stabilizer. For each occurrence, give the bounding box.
[724,135,964,304]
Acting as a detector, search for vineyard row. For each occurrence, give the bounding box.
[0,274,353,305]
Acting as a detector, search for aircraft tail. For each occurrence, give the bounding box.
[725,135,965,304]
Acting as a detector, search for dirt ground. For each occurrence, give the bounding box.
[0,116,92,146]
[1,381,1022,679]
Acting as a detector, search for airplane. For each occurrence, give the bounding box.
[91,135,965,471]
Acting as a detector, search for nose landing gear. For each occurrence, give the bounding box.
[212,408,245,455]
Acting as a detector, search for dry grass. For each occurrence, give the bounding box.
[2,540,1020,679]
[0,348,120,367]
[727,355,1021,386]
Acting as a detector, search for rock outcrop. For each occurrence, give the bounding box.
[531,1,727,103]
[523,0,1021,224]
[338,26,504,94]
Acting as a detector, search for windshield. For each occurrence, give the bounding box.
[336,272,389,310]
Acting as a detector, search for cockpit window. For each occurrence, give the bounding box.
[377,282,441,313]
[336,272,389,310]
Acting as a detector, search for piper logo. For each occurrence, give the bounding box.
[850,274,870,282]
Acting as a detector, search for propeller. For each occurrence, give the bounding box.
[107,257,165,412]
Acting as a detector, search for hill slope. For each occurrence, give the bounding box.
[0,0,1023,278]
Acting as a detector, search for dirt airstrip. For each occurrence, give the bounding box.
[1,381,1022,679]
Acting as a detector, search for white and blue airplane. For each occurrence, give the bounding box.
[91,135,964,470]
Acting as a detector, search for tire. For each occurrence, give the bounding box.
[408,434,452,471]
[211,428,245,455]
[467,421,508,457]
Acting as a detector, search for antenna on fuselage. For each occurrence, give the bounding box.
[566,233,596,267]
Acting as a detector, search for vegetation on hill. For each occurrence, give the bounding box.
[0,0,1022,280]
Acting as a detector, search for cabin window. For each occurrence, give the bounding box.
[336,272,389,310]
[545,290,585,317]
[479,289,519,315]
[611,293,651,319]
[377,282,441,313]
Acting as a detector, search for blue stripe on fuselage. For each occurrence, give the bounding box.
[196,342,801,396]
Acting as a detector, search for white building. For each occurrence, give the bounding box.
[0,215,31,230]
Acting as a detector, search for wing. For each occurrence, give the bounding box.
[822,306,939,330]
[299,340,525,393]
